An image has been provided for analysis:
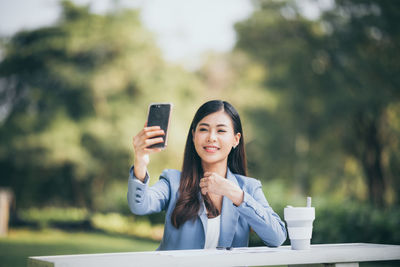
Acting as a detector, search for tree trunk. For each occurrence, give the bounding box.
[0,188,13,237]
[361,145,385,207]
[355,113,385,207]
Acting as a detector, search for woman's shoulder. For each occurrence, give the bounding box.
[160,169,181,182]
[159,169,181,192]
[232,172,262,190]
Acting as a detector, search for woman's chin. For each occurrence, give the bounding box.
[199,155,228,165]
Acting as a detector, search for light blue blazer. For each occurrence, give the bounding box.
[127,167,287,250]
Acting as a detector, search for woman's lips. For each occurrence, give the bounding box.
[203,146,220,153]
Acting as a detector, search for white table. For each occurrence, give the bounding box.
[27,243,400,267]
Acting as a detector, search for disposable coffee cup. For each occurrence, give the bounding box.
[284,197,315,250]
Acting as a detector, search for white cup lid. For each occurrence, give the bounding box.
[284,207,315,220]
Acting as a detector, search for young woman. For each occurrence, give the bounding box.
[128,100,286,250]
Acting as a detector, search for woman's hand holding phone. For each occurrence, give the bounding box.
[133,103,172,181]
[132,124,165,181]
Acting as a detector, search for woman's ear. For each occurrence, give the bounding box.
[234,132,241,148]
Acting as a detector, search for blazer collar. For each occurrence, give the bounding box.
[198,197,208,243]
[198,168,240,247]
[218,168,240,247]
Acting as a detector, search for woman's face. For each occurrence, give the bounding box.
[193,111,241,167]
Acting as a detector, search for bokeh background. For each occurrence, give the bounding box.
[0,0,399,266]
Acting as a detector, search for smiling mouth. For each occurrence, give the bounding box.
[203,146,220,153]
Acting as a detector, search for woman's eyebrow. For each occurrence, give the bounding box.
[198,123,228,127]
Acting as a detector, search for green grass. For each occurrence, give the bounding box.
[0,228,159,267]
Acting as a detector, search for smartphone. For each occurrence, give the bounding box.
[146,103,172,149]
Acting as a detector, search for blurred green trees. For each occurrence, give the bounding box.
[0,0,399,215]
[235,0,400,207]
[0,1,204,210]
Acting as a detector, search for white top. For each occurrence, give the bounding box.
[204,215,220,249]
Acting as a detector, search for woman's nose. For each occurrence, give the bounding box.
[207,130,217,142]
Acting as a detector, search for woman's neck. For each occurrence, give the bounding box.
[201,161,228,178]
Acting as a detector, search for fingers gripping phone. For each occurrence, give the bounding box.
[146,103,172,149]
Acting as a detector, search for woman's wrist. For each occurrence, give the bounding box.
[226,183,244,206]
[133,159,147,182]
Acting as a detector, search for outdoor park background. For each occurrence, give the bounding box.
[0,0,399,266]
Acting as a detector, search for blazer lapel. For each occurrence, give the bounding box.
[198,193,208,242]
[218,168,240,247]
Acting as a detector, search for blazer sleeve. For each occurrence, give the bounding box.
[236,180,287,247]
[127,166,171,215]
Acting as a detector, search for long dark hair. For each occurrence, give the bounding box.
[171,100,247,228]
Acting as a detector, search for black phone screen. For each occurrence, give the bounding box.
[147,103,171,148]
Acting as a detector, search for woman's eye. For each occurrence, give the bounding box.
[199,128,207,132]
[218,130,227,133]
